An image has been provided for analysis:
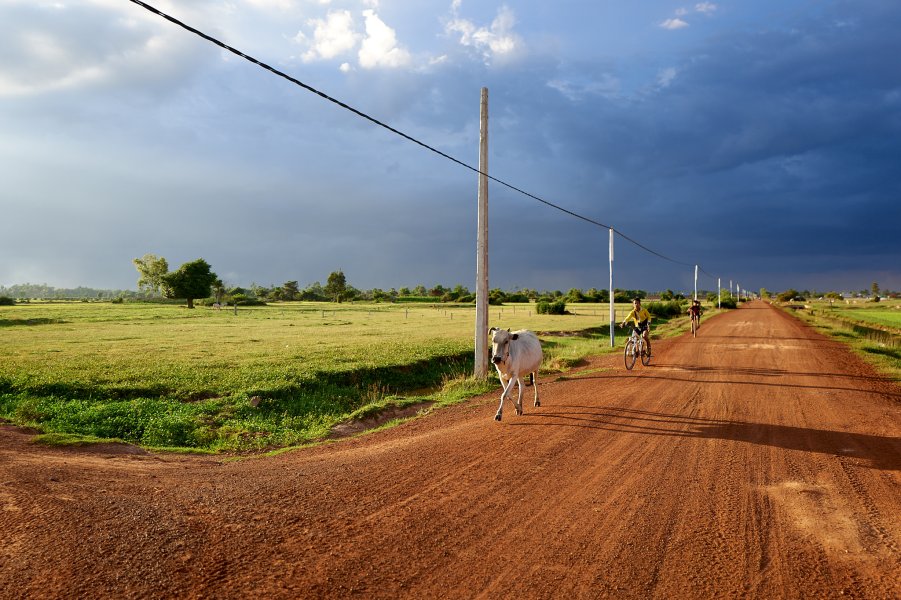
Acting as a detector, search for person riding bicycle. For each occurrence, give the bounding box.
[688,300,702,329]
[621,298,652,356]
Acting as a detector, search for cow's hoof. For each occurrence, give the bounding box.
[535,400,541,407]
[494,413,502,421]
[516,408,523,416]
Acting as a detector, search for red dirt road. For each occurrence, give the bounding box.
[2,301,900,599]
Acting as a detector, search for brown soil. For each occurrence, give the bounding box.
[2,301,899,599]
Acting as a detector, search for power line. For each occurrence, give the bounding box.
[128,0,717,277]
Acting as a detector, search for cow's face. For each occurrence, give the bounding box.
[490,328,518,365]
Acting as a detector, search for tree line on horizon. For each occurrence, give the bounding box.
[1,254,894,307]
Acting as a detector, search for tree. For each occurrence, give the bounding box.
[161,259,218,309]
[282,281,300,301]
[132,254,169,295]
[325,270,347,302]
[872,282,880,300]
[212,278,225,305]
[776,289,802,303]
[566,288,585,303]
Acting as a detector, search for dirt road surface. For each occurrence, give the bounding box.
[2,301,899,599]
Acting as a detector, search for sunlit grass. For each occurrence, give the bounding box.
[1,301,654,451]
[788,307,901,381]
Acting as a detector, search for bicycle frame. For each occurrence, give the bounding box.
[624,328,650,370]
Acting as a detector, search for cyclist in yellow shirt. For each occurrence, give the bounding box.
[621,298,652,356]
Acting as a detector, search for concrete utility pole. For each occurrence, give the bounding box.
[694,265,698,301]
[609,229,615,347]
[474,87,490,378]
[718,277,721,308]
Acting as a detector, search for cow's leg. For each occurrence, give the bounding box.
[514,375,524,415]
[495,375,517,421]
[533,372,540,407]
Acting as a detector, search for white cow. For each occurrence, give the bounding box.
[489,327,543,421]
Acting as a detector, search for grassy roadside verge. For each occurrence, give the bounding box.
[781,305,901,381]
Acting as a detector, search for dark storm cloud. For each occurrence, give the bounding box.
[1,0,898,293]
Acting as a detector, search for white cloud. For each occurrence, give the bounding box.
[660,18,689,30]
[358,9,411,69]
[240,0,297,11]
[297,10,358,62]
[547,74,621,101]
[0,1,210,97]
[657,67,677,88]
[339,62,351,72]
[675,7,688,17]
[446,4,522,64]
[695,3,717,15]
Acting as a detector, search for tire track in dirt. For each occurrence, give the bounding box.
[1,301,899,599]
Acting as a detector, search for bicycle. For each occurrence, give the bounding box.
[690,312,699,337]
[623,327,651,370]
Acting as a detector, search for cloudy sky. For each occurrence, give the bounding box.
[1,0,898,294]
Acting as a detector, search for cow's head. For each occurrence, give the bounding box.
[489,327,518,365]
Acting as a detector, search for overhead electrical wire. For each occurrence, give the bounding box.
[128,0,720,278]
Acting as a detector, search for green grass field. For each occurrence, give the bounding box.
[3,300,681,452]
[804,298,901,331]
[787,300,901,382]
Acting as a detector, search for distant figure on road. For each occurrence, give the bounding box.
[688,300,702,329]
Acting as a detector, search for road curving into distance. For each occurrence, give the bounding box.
[2,300,899,598]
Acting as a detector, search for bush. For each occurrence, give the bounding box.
[0,296,15,306]
[536,300,566,315]
[718,297,737,309]
[645,300,684,318]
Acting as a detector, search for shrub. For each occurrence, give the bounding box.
[536,300,566,315]
[719,297,737,309]
[0,296,15,306]
[645,300,684,318]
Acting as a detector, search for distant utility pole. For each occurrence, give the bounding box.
[474,87,490,378]
[718,277,721,308]
[609,229,615,347]
[694,265,698,301]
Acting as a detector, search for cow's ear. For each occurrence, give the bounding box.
[511,333,519,340]
[488,327,497,334]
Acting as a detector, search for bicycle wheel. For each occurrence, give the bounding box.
[623,339,637,370]
[641,340,652,366]
[691,316,697,337]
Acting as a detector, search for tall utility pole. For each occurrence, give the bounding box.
[718,277,721,308]
[694,265,698,301]
[474,87,490,378]
[609,229,615,347]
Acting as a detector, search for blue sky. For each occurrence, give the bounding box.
[1,0,898,294]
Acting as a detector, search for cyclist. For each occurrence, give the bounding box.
[621,298,652,356]
[688,300,702,330]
